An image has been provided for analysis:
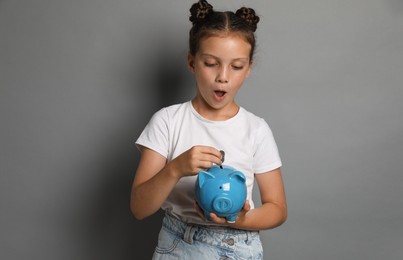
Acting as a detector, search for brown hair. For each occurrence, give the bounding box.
[189,0,260,61]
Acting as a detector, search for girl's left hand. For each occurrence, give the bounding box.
[194,200,251,225]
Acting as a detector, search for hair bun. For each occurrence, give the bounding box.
[189,0,214,25]
[235,7,260,32]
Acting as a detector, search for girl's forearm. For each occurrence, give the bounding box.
[130,164,180,220]
[232,202,287,231]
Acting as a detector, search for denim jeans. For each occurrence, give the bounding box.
[152,212,263,260]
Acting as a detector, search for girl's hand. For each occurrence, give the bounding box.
[194,200,251,225]
[168,145,222,178]
[229,200,251,225]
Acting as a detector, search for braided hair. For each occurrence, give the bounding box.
[189,0,260,61]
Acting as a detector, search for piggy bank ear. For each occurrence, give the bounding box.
[229,171,246,183]
[198,171,215,188]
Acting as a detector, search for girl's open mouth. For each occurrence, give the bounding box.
[214,90,226,97]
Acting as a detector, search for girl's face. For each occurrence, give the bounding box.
[188,34,252,120]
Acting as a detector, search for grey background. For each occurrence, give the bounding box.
[1,0,402,259]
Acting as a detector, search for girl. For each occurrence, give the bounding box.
[131,1,287,259]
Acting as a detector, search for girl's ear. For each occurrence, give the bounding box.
[187,52,195,72]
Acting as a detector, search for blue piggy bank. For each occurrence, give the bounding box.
[195,165,247,223]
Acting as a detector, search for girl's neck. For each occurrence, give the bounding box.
[191,98,239,121]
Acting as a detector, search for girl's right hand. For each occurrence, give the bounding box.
[168,145,223,178]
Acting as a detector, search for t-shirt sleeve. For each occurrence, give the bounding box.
[253,119,282,174]
[135,108,169,158]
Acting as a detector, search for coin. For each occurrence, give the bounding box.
[219,150,225,168]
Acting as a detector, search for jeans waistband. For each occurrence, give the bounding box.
[162,211,259,247]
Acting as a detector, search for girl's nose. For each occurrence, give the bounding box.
[216,67,229,83]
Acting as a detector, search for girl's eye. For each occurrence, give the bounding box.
[204,62,217,67]
[232,65,244,70]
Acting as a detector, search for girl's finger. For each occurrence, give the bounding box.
[197,146,223,160]
[209,213,227,224]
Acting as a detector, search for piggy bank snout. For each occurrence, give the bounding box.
[212,196,233,213]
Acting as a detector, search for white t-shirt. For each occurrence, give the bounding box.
[136,101,282,225]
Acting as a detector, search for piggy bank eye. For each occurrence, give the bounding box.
[219,186,222,189]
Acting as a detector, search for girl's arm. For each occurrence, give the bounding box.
[130,147,176,220]
[131,146,222,220]
[208,167,287,230]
